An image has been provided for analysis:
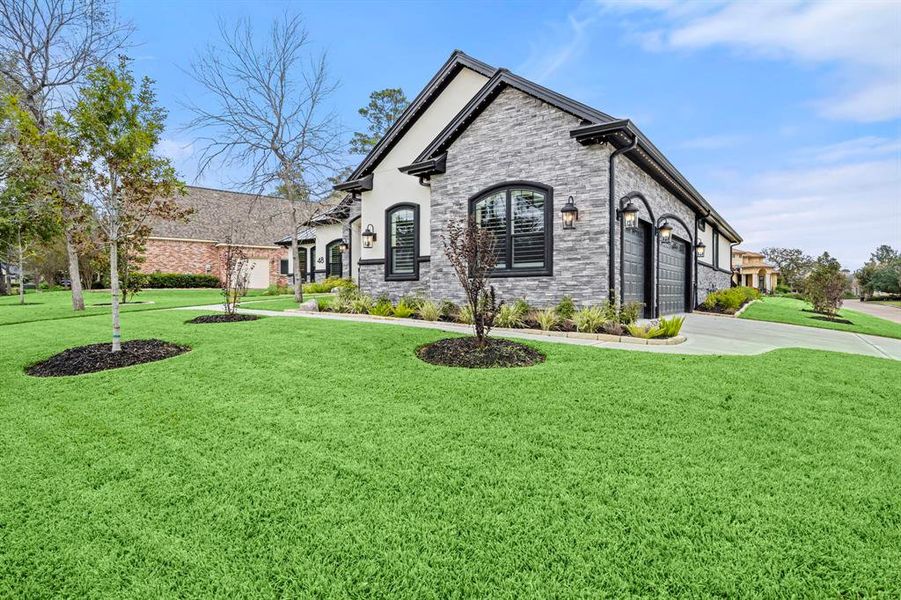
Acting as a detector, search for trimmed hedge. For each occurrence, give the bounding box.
[139,273,221,288]
[701,286,760,314]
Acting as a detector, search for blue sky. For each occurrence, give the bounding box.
[121,0,900,268]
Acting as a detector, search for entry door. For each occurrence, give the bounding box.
[623,222,649,316]
[658,238,688,315]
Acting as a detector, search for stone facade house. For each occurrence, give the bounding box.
[731,249,779,293]
[317,51,741,316]
[143,186,293,288]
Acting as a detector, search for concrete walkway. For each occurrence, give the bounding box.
[843,299,901,324]
[176,304,901,360]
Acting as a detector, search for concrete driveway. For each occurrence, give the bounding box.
[843,299,901,324]
[664,313,901,360]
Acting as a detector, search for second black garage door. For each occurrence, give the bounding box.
[658,238,688,315]
[623,223,650,317]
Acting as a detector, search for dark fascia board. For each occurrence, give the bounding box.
[333,173,373,193]
[397,152,447,177]
[411,69,616,165]
[336,50,496,188]
[571,121,743,243]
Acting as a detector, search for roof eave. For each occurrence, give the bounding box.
[398,153,447,178]
[333,173,373,193]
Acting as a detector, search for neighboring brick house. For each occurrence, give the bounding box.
[321,50,741,316]
[143,186,294,288]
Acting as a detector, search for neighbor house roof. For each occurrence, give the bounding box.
[275,227,317,246]
[149,186,297,247]
[340,49,742,243]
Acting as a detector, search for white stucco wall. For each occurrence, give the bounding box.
[696,220,714,268]
[313,223,343,276]
[285,243,315,275]
[357,67,489,261]
[718,233,732,271]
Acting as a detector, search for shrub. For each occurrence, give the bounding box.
[556,295,576,320]
[574,305,606,333]
[458,305,474,324]
[303,277,354,294]
[805,252,847,318]
[702,286,760,313]
[399,295,425,311]
[369,295,393,317]
[439,300,460,319]
[495,301,528,328]
[535,307,559,332]
[350,294,373,314]
[315,297,331,311]
[392,299,416,319]
[263,282,289,296]
[627,322,664,339]
[141,272,220,288]
[657,315,684,337]
[619,301,643,326]
[418,300,441,321]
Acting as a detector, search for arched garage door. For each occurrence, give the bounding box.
[623,222,650,317]
[658,238,688,315]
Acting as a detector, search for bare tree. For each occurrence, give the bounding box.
[442,217,502,347]
[185,14,344,304]
[219,235,250,315]
[0,0,133,311]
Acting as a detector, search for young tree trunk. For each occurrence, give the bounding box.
[109,239,122,352]
[290,208,303,303]
[65,228,85,311]
[17,228,25,305]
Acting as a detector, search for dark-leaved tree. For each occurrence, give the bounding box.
[350,88,409,155]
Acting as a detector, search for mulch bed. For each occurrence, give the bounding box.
[811,315,854,325]
[416,337,546,369]
[186,314,260,324]
[26,339,190,377]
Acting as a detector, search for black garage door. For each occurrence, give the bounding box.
[658,237,688,315]
[623,223,649,316]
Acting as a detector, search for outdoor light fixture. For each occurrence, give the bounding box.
[695,240,706,258]
[658,220,673,245]
[361,224,376,249]
[560,195,579,229]
[339,241,349,253]
[620,201,640,232]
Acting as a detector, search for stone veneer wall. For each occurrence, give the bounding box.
[696,263,732,303]
[428,88,609,307]
[357,262,430,300]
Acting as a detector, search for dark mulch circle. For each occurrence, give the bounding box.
[186,314,260,324]
[416,337,546,369]
[26,339,190,377]
[811,315,854,325]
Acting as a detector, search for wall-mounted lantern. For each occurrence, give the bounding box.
[339,241,349,253]
[695,240,706,258]
[560,196,579,229]
[658,220,673,245]
[361,224,376,248]
[620,201,640,232]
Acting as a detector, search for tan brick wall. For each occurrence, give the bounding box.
[142,238,287,286]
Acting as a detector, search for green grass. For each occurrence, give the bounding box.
[0,289,291,326]
[872,299,901,308]
[237,294,331,312]
[0,304,899,596]
[741,296,901,339]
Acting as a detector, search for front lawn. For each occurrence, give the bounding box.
[0,308,898,596]
[740,296,901,339]
[0,289,290,326]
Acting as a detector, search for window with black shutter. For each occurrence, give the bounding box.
[385,203,419,280]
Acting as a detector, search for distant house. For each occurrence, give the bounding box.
[143,186,294,288]
[732,249,779,292]
[274,194,352,283]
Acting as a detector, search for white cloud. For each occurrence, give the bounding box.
[710,138,901,268]
[607,0,901,122]
[517,2,600,82]
[157,138,195,161]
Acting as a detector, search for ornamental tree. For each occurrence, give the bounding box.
[71,58,187,351]
[441,217,502,347]
[805,252,848,319]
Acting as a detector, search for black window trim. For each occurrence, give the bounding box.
[325,238,343,279]
[384,202,420,281]
[468,181,554,278]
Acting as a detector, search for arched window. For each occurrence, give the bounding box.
[325,240,343,278]
[469,182,553,276]
[385,203,419,280]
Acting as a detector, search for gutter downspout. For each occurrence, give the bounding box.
[693,209,711,309]
[608,135,638,303]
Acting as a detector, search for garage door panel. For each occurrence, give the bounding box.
[233,258,270,289]
[658,239,687,315]
[623,224,648,315]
